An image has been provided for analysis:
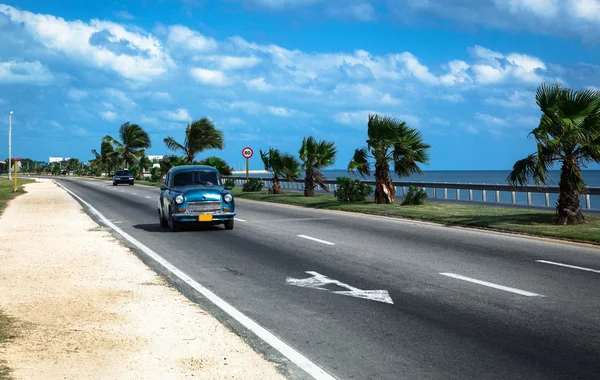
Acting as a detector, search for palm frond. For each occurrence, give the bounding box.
[506,154,549,187]
[163,137,186,153]
[348,148,371,177]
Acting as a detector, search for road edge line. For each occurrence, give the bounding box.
[53,180,337,380]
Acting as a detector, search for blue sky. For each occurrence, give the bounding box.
[1,0,600,171]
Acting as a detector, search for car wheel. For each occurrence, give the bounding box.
[113,181,117,186]
[130,181,134,186]
[224,219,234,230]
[159,209,168,228]
[169,210,180,232]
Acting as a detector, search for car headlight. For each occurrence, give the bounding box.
[175,195,184,204]
[223,194,233,203]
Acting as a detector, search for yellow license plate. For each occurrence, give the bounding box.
[199,214,213,222]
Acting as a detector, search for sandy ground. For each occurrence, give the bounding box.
[0,180,287,380]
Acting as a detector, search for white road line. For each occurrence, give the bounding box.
[297,235,335,246]
[536,260,600,274]
[53,181,335,380]
[235,218,247,222]
[132,192,138,195]
[145,196,152,199]
[439,273,545,297]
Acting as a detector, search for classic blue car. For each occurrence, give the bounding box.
[158,165,236,231]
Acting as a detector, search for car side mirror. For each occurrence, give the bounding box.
[160,186,167,191]
[224,184,233,190]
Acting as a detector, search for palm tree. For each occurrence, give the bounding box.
[348,114,431,204]
[91,138,118,176]
[195,156,233,176]
[159,155,188,176]
[299,136,337,197]
[507,83,600,225]
[163,117,224,164]
[260,148,300,194]
[138,152,152,180]
[104,122,151,169]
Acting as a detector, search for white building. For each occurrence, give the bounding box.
[148,155,164,162]
[49,157,70,163]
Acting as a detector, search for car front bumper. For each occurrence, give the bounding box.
[172,211,236,223]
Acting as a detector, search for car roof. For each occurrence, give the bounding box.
[168,165,218,174]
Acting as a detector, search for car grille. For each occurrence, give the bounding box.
[186,201,222,212]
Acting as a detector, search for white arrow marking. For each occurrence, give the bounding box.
[286,271,394,304]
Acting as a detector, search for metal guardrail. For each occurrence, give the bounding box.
[226,177,600,210]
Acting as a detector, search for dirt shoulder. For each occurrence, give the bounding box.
[0,180,286,379]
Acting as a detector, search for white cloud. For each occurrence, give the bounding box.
[165,108,191,121]
[484,90,535,108]
[475,112,507,126]
[245,77,275,92]
[104,88,137,108]
[140,114,159,125]
[212,55,261,70]
[468,45,546,84]
[189,68,230,86]
[115,10,134,20]
[268,106,294,117]
[167,25,217,51]
[102,101,115,110]
[149,92,171,101]
[72,127,90,136]
[500,0,560,18]
[0,60,54,85]
[333,110,376,126]
[389,0,600,41]
[395,52,439,85]
[439,93,466,103]
[439,60,471,86]
[326,1,377,21]
[569,0,600,22]
[101,111,117,121]
[67,88,88,101]
[224,117,246,125]
[430,117,450,126]
[466,125,479,134]
[0,5,173,82]
[333,83,401,106]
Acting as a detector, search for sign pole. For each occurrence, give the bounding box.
[241,147,254,184]
[13,160,17,192]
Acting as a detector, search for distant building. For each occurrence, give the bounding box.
[49,157,71,163]
[148,155,164,162]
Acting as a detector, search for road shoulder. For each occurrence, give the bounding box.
[0,180,286,379]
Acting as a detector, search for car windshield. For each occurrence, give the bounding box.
[173,171,220,187]
[115,170,131,176]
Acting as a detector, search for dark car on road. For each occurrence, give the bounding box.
[113,170,135,186]
[158,165,236,232]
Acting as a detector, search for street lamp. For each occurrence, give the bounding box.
[8,111,12,180]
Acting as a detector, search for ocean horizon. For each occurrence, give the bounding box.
[232,169,600,187]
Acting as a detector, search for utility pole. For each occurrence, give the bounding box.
[8,111,12,180]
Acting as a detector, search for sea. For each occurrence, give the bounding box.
[231,170,600,210]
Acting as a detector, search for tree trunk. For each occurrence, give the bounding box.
[556,162,586,225]
[304,169,315,197]
[374,161,396,204]
[269,177,284,194]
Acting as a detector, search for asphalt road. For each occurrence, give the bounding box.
[54,177,600,380]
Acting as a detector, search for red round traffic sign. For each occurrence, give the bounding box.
[242,147,253,159]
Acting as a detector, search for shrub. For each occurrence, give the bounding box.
[242,178,264,192]
[401,185,428,205]
[150,167,161,182]
[130,166,140,179]
[224,178,236,189]
[334,176,373,202]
